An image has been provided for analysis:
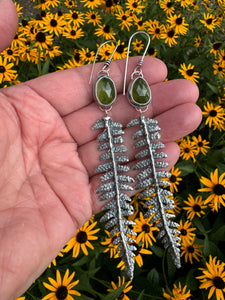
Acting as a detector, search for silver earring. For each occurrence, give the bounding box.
[123,31,181,268]
[89,40,137,280]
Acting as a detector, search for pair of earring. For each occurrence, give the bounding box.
[89,31,181,280]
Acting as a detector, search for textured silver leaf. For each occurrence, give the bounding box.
[129,114,181,269]
[93,116,136,279]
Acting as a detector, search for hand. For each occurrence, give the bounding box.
[0,2,202,299]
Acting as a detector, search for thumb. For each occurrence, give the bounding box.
[0,0,18,52]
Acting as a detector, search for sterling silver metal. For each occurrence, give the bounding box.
[124,31,181,268]
[90,41,136,280]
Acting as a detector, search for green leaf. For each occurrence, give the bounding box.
[147,268,160,285]
[185,268,199,291]
[209,224,225,242]
[41,57,50,75]
[150,245,164,257]
[206,82,219,94]
[136,289,146,300]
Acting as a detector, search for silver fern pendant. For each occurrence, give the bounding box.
[127,113,181,268]
[89,41,137,280]
[93,116,137,279]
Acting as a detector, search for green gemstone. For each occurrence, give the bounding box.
[96,76,116,106]
[131,77,151,106]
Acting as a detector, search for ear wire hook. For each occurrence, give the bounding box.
[123,31,151,95]
[89,40,118,85]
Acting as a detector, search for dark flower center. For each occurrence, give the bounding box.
[206,18,213,25]
[142,224,150,233]
[198,142,203,147]
[168,30,175,38]
[184,147,190,153]
[50,19,57,27]
[193,204,201,212]
[86,52,91,58]
[187,245,194,253]
[35,32,46,43]
[155,28,160,34]
[148,48,156,55]
[180,229,187,236]
[41,10,47,17]
[167,2,172,8]
[138,21,143,26]
[170,175,177,183]
[213,43,222,50]
[103,25,110,33]
[76,230,88,243]
[213,276,225,289]
[118,292,125,300]
[213,184,225,196]
[106,0,113,7]
[72,12,78,19]
[74,53,80,62]
[122,15,127,21]
[132,2,138,8]
[91,14,96,20]
[209,109,217,117]
[7,49,13,55]
[0,66,6,73]
[176,17,183,25]
[186,69,194,76]
[70,30,76,36]
[57,11,63,17]
[117,45,125,54]
[22,19,28,27]
[56,286,68,300]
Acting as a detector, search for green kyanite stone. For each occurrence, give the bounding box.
[96,76,116,106]
[131,77,151,105]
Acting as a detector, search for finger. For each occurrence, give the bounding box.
[78,103,202,177]
[64,79,199,147]
[0,0,18,52]
[90,142,180,214]
[23,56,167,116]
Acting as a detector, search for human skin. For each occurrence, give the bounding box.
[0,1,202,299]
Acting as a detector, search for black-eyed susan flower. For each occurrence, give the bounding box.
[202,102,225,131]
[107,276,132,300]
[217,49,225,67]
[42,269,81,300]
[134,212,159,248]
[45,45,62,59]
[62,25,84,40]
[181,238,202,264]
[14,2,23,17]
[126,0,145,13]
[32,30,54,50]
[210,42,222,56]
[79,47,95,64]
[85,10,102,26]
[132,39,144,53]
[147,47,157,57]
[159,0,175,15]
[46,0,61,8]
[63,221,100,257]
[197,256,225,300]
[0,56,17,84]
[41,12,66,36]
[64,0,76,8]
[213,62,225,80]
[101,0,121,13]
[194,35,202,47]
[178,220,196,244]
[179,137,198,162]
[198,169,225,212]
[1,47,19,64]
[176,0,192,7]
[163,282,191,300]
[178,63,199,83]
[101,230,119,258]
[183,195,207,220]
[80,0,102,9]
[133,15,146,31]
[165,166,182,193]
[146,20,163,40]
[115,9,133,31]
[200,12,218,31]
[18,43,39,64]
[113,40,128,60]
[192,135,210,155]
[161,25,178,47]
[95,24,116,40]
[64,10,85,27]
[35,0,51,10]
[168,13,189,35]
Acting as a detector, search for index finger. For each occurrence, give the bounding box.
[24,56,167,116]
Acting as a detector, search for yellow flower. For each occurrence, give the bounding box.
[181,238,202,264]
[107,276,132,300]
[163,282,191,300]
[42,269,81,300]
[192,135,210,155]
[183,194,207,220]
[0,56,17,84]
[198,169,225,212]
[197,256,225,300]
[63,221,100,257]
[178,220,196,244]
[202,102,225,131]
[161,25,179,47]
[179,137,198,162]
[179,63,199,83]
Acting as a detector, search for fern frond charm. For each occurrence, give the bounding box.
[93,116,136,279]
[127,114,181,268]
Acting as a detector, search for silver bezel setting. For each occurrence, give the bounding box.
[127,77,151,108]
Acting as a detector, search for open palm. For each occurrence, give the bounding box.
[0,58,201,299]
[0,3,202,299]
